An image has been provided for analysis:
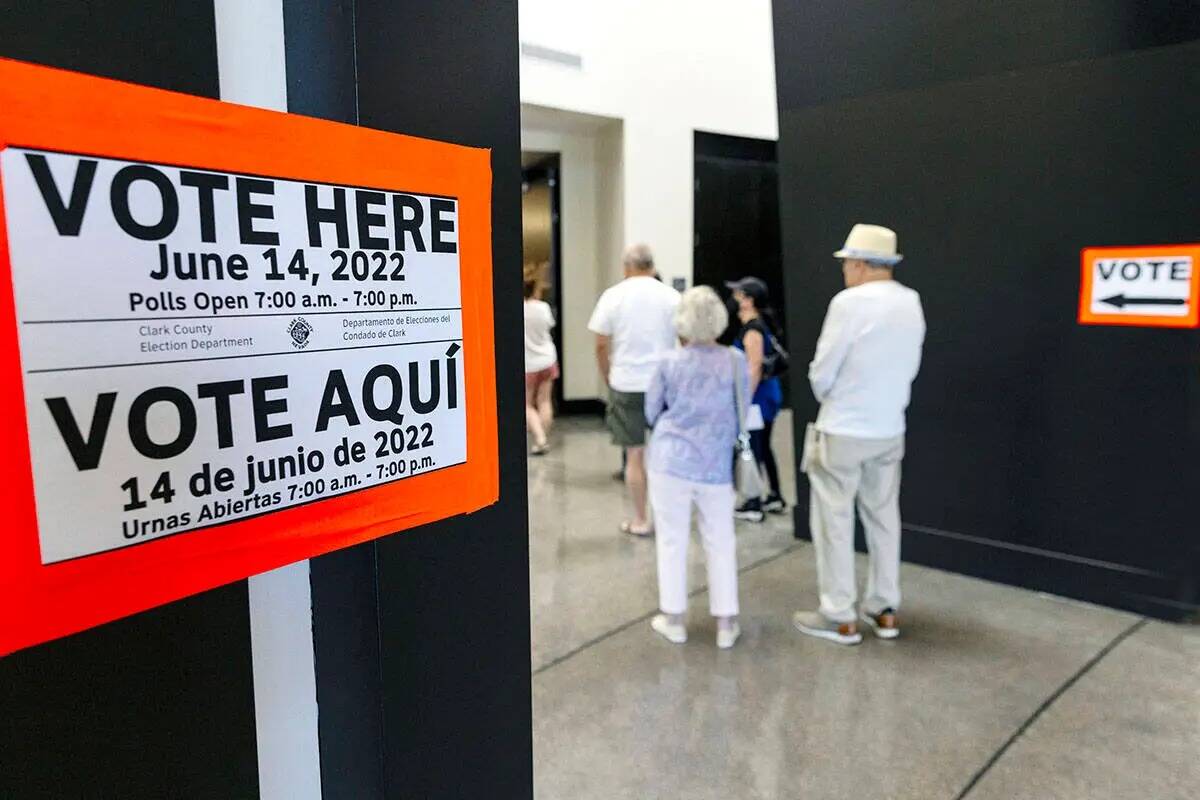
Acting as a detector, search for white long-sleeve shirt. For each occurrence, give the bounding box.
[808,280,925,439]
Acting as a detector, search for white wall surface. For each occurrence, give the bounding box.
[519,0,777,284]
[519,0,777,400]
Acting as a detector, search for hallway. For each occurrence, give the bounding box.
[529,415,1200,800]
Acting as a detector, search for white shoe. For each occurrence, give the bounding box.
[651,614,687,644]
[716,622,741,650]
[792,611,863,646]
[860,608,900,639]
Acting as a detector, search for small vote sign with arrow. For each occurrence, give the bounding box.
[1079,244,1200,328]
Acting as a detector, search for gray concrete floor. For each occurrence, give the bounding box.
[528,413,1200,800]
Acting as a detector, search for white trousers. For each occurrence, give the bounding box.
[803,429,904,623]
[648,471,739,617]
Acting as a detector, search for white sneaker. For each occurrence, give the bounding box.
[792,611,863,646]
[651,614,687,644]
[716,622,741,650]
[860,608,900,639]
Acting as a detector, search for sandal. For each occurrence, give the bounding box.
[619,520,653,538]
[531,442,550,456]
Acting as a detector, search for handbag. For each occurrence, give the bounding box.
[731,350,766,499]
[800,422,820,474]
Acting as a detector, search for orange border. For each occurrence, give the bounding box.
[1078,244,1200,328]
[0,58,498,655]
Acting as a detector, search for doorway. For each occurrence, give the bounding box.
[693,131,783,346]
[522,152,564,408]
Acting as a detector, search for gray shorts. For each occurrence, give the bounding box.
[605,389,647,447]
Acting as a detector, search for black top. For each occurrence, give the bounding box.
[735,318,775,355]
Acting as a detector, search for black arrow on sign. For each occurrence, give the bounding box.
[1099,294,1187,309]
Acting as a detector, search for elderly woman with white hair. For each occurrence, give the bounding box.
[644,285,749,649]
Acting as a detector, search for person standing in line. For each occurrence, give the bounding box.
[794,224,925,645]
[523,274,558,455]
[588,244,681,536]
[644,286,747,648]
[726,277,787,522]
[608,272,665,481]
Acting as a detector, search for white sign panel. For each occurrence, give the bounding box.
[1087,254,1192,317]
[2,148,467,563]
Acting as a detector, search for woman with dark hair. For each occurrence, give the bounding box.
[726,276,786,522]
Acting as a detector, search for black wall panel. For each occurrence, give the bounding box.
[281,2,388,797]
[354,1,533,797]
[774,0,1200,110]
[0,0,219,97]
[774,2,1200,617]
[0,586,259,798]
[0,3,261,798]
[693,132,784,347]
[284,1,531,796]
[283,0,358,124]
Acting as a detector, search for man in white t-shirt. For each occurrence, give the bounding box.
[794,224,926,646]
[588,244,680,536]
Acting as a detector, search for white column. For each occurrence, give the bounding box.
[215,0,288,112]
[245,561,322,800]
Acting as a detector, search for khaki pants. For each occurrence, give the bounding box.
[803,426,904,623]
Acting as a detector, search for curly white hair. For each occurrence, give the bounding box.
[674,285,729,344]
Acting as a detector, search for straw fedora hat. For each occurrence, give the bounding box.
[833,224,903,265]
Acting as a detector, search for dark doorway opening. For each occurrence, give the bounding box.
[522,152,565,410]
[693,131,783,347]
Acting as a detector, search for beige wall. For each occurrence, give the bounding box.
[522,112,623,401]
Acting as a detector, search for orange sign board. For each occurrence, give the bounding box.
[0,59,498,655]
[1078,244,1200,328]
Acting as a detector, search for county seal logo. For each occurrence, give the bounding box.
[288,317,313,349]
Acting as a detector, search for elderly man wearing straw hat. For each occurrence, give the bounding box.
[794,224,926,646]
